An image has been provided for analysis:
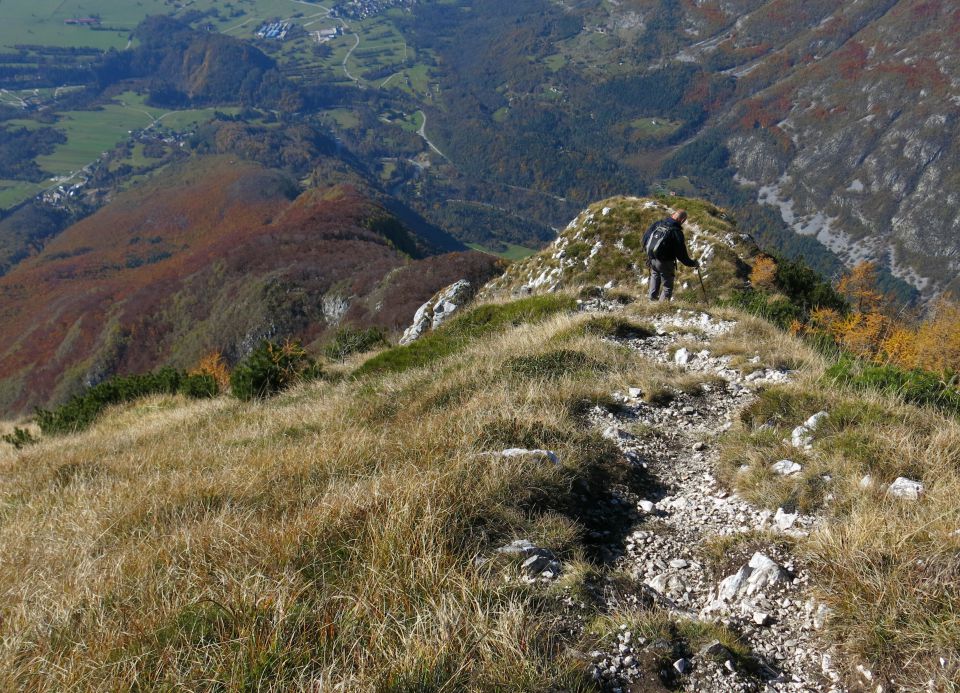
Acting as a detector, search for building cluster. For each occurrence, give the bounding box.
[256,21,292,40]
[64,17,101,26]
[41,178,87,206]
[331,0,415,20]
[313,26,343,43]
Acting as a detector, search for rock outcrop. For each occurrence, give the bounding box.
[399,279,473,345]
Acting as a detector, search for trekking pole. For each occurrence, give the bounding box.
[696,266,709,303]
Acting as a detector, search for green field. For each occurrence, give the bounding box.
[629,116,683,138]
[0,0,334,52]
[0,180,44,209]
[467,242,538,261]
[2,92,237,209]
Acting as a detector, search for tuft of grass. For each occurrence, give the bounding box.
[323,326,388,362]
[506,349,606,380]
[569,315,655,340]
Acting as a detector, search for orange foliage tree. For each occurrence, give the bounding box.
[749,255,778,289]
[190,352,231,391]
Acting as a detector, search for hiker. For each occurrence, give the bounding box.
[642,209,699,301]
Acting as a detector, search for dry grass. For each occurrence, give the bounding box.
[0,307,711,690]
[717,370,960,689]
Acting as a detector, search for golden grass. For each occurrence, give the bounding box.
[0,308,710,690]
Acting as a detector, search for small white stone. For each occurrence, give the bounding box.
[753,611,771,625]
[888,477,924,500]
[771,459,802,476]
[638,500,655,513]
[859,474,874,489]
[499,448,559,465]
[670,559,689,569]
[674,347,691,365]
[774,507,798,531]
[673,658,690,674]
[628,387,643,398]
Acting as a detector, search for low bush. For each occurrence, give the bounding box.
[36,367,219,435]
[825,356,960,416]
[356,295,577,377]
[323,327,388,361]
[230,340,320,401]
[2,426,37,449]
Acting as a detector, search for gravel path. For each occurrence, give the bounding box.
[579,305,844,692]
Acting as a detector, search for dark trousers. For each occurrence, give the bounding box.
[648,259,675,301]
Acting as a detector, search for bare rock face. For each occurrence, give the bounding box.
[399,279,473,345]
[719,2,960,296]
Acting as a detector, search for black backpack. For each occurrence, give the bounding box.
[645,222,675,261]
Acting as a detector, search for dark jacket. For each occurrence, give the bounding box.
[642,217,697,268]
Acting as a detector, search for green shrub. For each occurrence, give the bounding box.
[35,367,222,436]
[726,289,803,329]
[2,426,37,450]
[825,357,960,416]
[356,295,576,377]
[324,327,388,361]
[230,340,319,401]
[179,373,220,399]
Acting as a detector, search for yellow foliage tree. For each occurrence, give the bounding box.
[750,255,778,289]
[837,260,884,314]
[886,298,960,375]
[190,352,231,391]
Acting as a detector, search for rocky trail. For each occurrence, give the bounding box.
[572,305,844,692]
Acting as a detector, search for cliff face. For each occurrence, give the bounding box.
[690,0,960,295]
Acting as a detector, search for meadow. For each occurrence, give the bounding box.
[1,92,237,209]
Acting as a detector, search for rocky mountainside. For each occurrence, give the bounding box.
[0,155,500,415]
[705,0,960,296]
[403,0,958,299]
[480,196,756,300]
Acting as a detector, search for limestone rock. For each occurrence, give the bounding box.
[774,507,798,531]
[499,448,560,465]
[399,280,472,345]
[791,411,829,448]
[771,459,802,476]
[887,477,924,500]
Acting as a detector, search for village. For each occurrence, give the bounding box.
[331,0,416,20]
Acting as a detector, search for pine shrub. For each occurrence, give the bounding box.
[35,367,221,435]
[2,426,37,449]
[230,340,319,401]
[324,327,387,362]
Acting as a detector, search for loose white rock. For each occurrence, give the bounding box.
[888,477,924,500]
[499,448,560,465]
[774,507,798,531]
[674,347,691,365]
[771,459,802,476]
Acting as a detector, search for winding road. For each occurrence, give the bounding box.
[416,110,446,159]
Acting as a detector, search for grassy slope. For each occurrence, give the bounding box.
[2,194,957,688]
[0,295,722,690]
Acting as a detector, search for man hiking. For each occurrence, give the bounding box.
[642,209,699,301]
